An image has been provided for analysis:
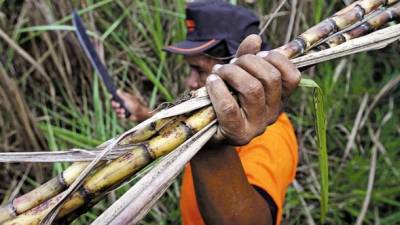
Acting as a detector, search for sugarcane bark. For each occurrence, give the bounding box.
[317,2,400,49]
[0,118,174,223]
[0,162,89,224]
[3,107,216,225]
[276,0,388,58]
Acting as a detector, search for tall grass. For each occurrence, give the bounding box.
[0,0,399,224]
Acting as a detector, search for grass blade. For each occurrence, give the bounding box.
[299,78,328,222]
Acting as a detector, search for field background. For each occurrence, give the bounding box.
[0,0,399,224]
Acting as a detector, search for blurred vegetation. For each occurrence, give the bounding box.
[0,0,399,224]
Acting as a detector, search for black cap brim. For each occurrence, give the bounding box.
[164,39,221,55]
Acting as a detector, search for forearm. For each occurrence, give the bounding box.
[190,144,273,225]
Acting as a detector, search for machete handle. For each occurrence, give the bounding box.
[112,94,132,118]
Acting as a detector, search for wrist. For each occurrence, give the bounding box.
[192,144,235,162]
[133,105,152,121]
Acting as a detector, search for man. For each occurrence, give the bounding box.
[112,1,300,225]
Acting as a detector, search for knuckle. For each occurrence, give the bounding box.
[244,81,264,98]
[269,50,287,60]
[220,102,238,115]
[269,67,281,79]
[236,54,256,65]
[267,68,282,85]
[218,64,236,76]
[293,69,302,84]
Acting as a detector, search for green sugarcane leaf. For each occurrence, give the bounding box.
[38,123,102,148]
[299,78,329,222]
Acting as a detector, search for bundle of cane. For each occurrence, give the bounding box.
[1,0,400,224]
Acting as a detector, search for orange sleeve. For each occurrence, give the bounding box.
[180,113,298,225]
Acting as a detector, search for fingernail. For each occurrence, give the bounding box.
[229,57,237,64]
[256,51,270,58]
[212,64,222,73]
[207,74,220,83]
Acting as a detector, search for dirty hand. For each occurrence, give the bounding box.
[111,90,152,122]
[206,34,301,146]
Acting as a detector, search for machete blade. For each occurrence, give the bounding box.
[72,10,131,118]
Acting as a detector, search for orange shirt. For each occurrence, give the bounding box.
[180,113,298,225]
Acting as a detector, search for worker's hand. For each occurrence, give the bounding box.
[111,90,152,122]
[206,34,301,146]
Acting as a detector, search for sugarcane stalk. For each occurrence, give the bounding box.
[316,2,400,50]
[0,162,88,223]
[56,193,108,225]
[3,107,216,225]
[275,0,397,58]
[0,117,174,224]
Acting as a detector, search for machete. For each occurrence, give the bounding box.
[72,10,131,118]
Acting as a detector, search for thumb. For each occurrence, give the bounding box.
[235,34,262,58]
[116,89,124,98]
[116,89,130,101]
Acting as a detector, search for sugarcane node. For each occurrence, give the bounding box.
[183,121,196,136]
[293,37,307,54]
[142,142,155,160]
[316,43,329,51]
[181,121,195,137]
[158,116,187,136]
[150,121,157,130]
[56,193,107,225]
[58,174,68,189]
[10,177,65,217]
[294,39,306,54]
[337,34,347,43]
[362,22,373,32]
[78,186,93,202]
[355,4,367,20]
[327,18,339,34]
[141,120,168,139]
[276,41,302,58]
[349,23,372,37]
[117,118,177,146]
[0,203,16,221]
[386,8,396,20]
[10,203,18,216]
[300,19,337,49]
